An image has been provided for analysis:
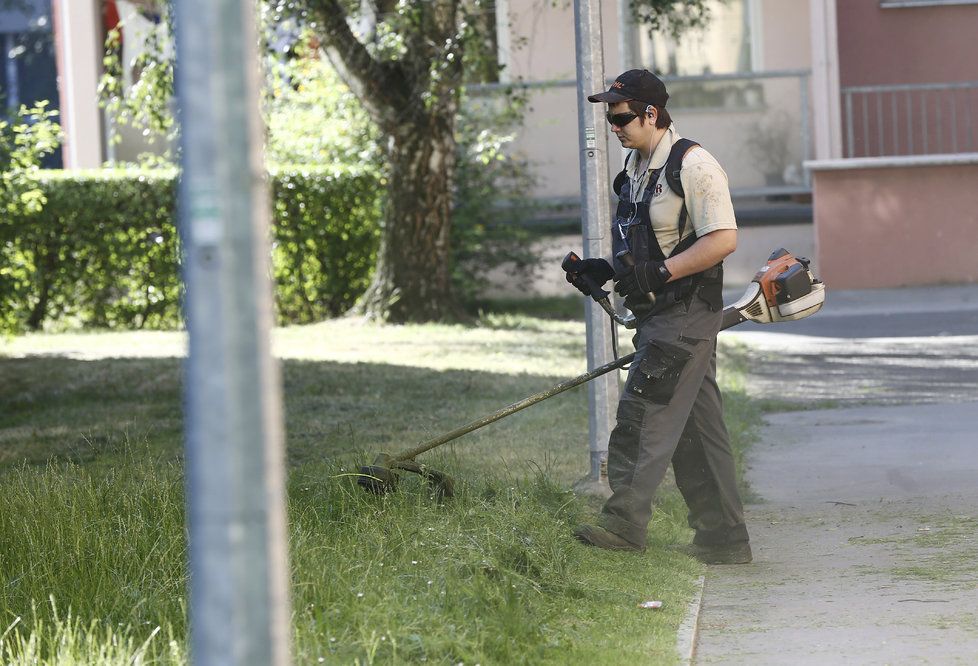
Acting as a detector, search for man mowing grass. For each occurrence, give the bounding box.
[567,69,751,564]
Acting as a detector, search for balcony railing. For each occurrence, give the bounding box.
[841,80,978,158]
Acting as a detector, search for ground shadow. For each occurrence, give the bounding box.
[0,355,593,483]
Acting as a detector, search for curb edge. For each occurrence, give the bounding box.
[676,574,706,665]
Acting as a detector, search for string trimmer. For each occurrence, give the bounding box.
[356,248,825,497]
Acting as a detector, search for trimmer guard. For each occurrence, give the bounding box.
[357,452,455,499]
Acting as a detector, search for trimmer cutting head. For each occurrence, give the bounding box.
[356,453,455,499]
[357,453,401,494]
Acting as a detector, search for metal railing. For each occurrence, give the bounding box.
[842,80,978,158]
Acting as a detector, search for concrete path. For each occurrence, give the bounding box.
[694,285,978,664]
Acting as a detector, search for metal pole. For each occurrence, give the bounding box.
[173,0,291,664]
[573,0,618,488]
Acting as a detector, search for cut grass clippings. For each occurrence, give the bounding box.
[0,311,760,664]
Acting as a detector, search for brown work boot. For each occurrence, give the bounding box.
[690,541,753,565]
[572,524,645,552]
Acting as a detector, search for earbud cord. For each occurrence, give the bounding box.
[629,130,656,204]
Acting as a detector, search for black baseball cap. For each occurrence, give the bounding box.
[588,69,669,107]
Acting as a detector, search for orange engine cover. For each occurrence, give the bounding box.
[754,250,806,308]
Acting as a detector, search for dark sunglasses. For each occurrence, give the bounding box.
[606,111,639,127]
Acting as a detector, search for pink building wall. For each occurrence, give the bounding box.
[836,1,978,87]
[834,1,978,158]
[812,160,978,289]
[811,2,978,289]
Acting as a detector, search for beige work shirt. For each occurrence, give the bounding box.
[625,123,737,257]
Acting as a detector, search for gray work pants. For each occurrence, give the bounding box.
[598,294,748,548]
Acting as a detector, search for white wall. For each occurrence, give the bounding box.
[52,0,104,169]
[498,0,623,200]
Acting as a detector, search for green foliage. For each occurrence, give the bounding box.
[262,34,381,168]
[0,168,381,334]
[262,31,536,305]
[96,3,538,322]
[0,102,61,216]
[0,106,63,334]
[631,0,716,39]
[1,170,181,333]
[452,92,536,303]
[97,3,381,168]
[270,166,381,324]
[99,18,176,163]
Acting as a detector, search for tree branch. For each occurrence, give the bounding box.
[306,0,409,123]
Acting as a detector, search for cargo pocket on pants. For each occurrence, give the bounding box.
[625,339,694,404]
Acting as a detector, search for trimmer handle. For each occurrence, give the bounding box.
[615,249,656,305]
[561,251,610,301]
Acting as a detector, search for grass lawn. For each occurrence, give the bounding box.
[0,304,760,664]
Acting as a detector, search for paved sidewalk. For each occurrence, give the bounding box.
[694,285,978,664]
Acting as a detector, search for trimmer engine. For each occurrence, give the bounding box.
[722,248,825,328]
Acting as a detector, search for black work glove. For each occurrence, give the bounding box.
[565,257,615,296]
[614,260,672,298]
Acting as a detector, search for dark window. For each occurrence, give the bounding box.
[0,0,60,167]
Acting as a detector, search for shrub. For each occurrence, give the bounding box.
[0,167,380,334]
[452,93,537,305]
[269,166,380,324]
[3,170,181,332]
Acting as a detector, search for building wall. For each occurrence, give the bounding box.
[52,0,104,168]
[757,0,811,70]
[832,2,978,157]
[836,0,978,87]
[503,0,622,82]
[811,157,978,288]
[499,0,623,200]
[498,0,815,200]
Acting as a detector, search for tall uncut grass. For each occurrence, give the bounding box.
[0,454,701,664]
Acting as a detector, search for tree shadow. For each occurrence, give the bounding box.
[0,355,592,483]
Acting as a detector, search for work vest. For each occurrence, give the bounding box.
[611,138,724,316]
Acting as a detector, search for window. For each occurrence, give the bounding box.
[633,0,764,111]
[638,0,753,76]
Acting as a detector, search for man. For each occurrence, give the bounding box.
[567,69,750,564]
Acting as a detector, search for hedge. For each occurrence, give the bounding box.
[0,167,380,334]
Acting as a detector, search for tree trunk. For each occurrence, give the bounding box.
[356,111,459,322]
[310,0,466,322]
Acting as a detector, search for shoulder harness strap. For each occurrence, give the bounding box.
[612,151,631,197]
[665,138,699,257]
[664,138,699,199]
